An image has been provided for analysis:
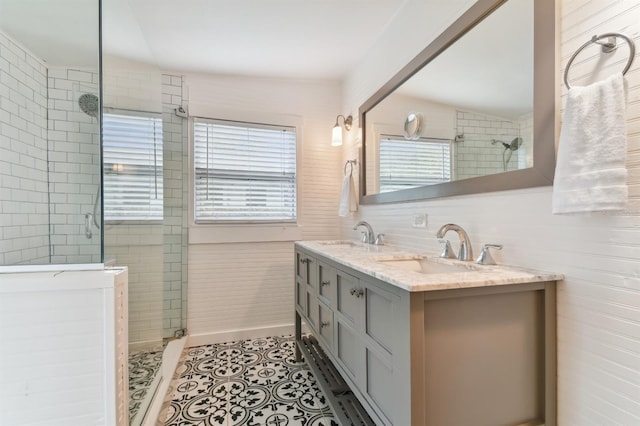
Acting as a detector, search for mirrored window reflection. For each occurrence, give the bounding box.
[379,136,452,193]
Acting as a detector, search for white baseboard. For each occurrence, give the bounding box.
[142,337,187,426]
[187,324,298,347]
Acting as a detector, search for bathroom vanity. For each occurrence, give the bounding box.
[294,240,562,426]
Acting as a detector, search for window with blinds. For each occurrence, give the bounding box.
[379,135,452,193]
[193,118,297,223]
[102,112,163,221]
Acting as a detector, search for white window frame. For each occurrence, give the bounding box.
[102,109,163,222]
[189,113,302,244]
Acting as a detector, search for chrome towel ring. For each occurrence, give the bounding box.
[564,33,635,90]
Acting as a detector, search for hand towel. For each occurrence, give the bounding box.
[552,72,628,214]
[338,174,358,217]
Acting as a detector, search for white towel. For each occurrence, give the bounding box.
[552,73,628,214]
[338,174,358,217]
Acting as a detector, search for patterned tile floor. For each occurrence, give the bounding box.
[129,347,164,421]
[163,335,338,425]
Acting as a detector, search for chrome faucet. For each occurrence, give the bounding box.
[353,220,376,244]
[436,223,473,261]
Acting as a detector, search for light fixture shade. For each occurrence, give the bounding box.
[331,125,343,146]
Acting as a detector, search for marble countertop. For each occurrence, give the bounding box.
[296,240,563,293]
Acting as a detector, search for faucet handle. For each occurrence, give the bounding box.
[438,239,457,259]
[374,233,385,245]
[360,231,369,243]
[476,243,503,265]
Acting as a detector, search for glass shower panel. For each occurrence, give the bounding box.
[0,0,102,266]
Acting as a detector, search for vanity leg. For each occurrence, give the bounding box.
[295,311,302,362]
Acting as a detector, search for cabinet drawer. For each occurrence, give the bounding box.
[318,262,337,307]
[318,301,333,350]
[336,270,362,327]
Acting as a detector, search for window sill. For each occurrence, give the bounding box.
[189,223,302,244]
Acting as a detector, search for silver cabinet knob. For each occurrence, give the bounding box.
[350,288,364,298]
[320,321,330,328]
[321,280,330,287]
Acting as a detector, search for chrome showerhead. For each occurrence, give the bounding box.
[78,93,99,118]
[508,137,523,151]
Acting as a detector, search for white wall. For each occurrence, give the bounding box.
[341,0,640,423]
[183,73,342,342]
[0,268,128,426]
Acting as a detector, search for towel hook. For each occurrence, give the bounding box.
[344,159,357,177]
[564,32,635,90]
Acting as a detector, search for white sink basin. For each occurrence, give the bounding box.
[376,257,477,274]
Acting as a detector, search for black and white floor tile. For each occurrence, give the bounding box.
[129,347,164,420]
[163,335,338,425]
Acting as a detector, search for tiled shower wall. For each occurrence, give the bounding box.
[47,67,101,264]
[0,31,50,265]
[0,31,101,265]
[161,73,188,339]
[454,110,523,180]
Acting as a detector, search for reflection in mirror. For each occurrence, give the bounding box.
[361,0,555,204]
[0,0,101,265]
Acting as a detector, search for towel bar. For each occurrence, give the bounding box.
[564,32,635,89]
[344,159,357,176]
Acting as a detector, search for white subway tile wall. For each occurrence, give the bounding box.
[104,224,164,345]
[47,66,101,264]
[161,73,188,338]
[341,0,640,423]
[0,31,50,265]
[454,110,522,180]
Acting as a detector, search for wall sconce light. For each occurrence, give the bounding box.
[331,114,353,147]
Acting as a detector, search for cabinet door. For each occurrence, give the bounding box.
[296,251,317,289]
[336,318,366,387]
[335,270,366,387]
[306,289,319,332]
[318,261,337,308]
[295,279,305,315]
[335,270,362,329]
[317,300,334,350]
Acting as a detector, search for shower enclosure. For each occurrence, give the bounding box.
[0,1,188,424]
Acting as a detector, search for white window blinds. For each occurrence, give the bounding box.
[102,112,163,221]
[193,118,297,223]
[379,135,451,193]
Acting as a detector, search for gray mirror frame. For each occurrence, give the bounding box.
[359,0,557,204]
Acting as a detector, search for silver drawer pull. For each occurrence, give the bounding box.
[350,288,364,298]
[299,258,309,264]
[321,280,331,287]
[320,321,330,328]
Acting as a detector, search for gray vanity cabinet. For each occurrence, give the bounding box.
[294,245,556,426]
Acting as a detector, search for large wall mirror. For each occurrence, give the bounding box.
[360,0,556,204]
